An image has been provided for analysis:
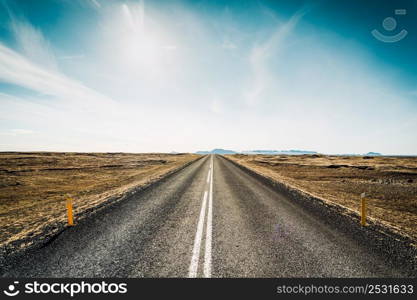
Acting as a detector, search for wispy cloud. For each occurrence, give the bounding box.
[0,43,113,105]
[0,3,113,106]
[122,1,145,32]
[9,17,58,71]
[63,0,101,10]
[245,9,307,106]
[89,0,101,9]
[0,129,34,136]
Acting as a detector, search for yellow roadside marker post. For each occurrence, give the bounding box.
[66,198,74,226]
[360,193,367,226]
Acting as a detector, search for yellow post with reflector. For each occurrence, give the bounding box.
[66,198,74,226]
[360,193,367,226]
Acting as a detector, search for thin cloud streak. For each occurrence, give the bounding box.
[9,18,58,71]
[245,8,307,106]
[0,129,34,136]
[0,43,114,105]
[90,0,101,9]
[0,2,114,106]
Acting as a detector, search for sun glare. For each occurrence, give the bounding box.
[122,32,160,68]
[118,3,172,77]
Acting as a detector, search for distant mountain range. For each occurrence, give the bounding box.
[196,149,237,154]
[336,152,382,156]
[364,152,382,156]
[195,149,317,155]
[241,150,318,155]
[195,149,383,156]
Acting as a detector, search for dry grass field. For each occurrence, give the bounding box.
[227,154,417,240]
[0,152,198,251]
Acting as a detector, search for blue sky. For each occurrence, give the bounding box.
[0,0,416,154]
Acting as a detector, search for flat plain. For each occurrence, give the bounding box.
[0,152,198,251]
[226,154,417,241]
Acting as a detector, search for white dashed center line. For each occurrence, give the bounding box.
[188,155,214,278]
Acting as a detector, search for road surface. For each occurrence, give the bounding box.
[0,155,408,277]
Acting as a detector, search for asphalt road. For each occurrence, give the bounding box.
[0,155,408,277]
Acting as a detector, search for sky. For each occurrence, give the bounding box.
[0,0,416,154]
